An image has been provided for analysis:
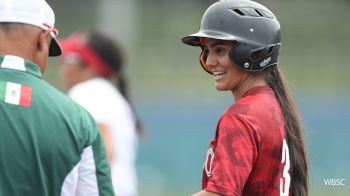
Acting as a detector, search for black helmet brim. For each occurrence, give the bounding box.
[181,30,237,46]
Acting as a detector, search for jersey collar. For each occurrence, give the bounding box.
[241,85,272,98]
[0,55,42,78]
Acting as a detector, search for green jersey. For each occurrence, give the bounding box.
[0,55,114,196]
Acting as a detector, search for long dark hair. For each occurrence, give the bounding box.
[86,31,145,137]
[265,65,308,196]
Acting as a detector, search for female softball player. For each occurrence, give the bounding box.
[58,32,144,196]
[182,0,308,195]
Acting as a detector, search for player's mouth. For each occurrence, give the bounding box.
[213,71,226,80]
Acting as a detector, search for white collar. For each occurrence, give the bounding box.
[0,55,26,72]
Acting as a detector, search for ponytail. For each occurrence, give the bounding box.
[265,65,308,196]
[115,73,146,137]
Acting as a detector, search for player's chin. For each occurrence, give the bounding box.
[214,83,230,91]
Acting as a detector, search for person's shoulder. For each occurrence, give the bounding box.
[51,85,100,142]
[219,105,249,134]
[70,77,130,109]
[39,80,78,107]
[71,77,113,93]
[39,80,97,125]
[229,87,276,116]
[223,86,282,135]
[224,100,269,131]
[69,78,116,100]
[221,98,264,131]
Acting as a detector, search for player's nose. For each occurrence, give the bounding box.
[206,54,218,68]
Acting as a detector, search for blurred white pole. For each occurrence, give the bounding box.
[97,0,138,52]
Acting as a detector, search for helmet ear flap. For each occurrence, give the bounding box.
[230,41,281,71]
[249,49,262,61]
[199,38,213,74]
[199,48,212,74]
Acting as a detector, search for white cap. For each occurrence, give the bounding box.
[0,0,61,56]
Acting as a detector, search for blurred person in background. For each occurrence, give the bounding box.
[58,31,143,196]
[182,0,308,195]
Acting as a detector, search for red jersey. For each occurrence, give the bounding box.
[202,86,291,196]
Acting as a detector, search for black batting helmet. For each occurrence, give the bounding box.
[181,0,281,73]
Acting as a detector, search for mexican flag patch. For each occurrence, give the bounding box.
[0,81,32,107]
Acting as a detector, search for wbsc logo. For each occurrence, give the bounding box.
[323,178,346,186]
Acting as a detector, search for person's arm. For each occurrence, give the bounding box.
[99,123,114,165]
[198,114,259,195]
[192,190,221,196]
[60,124,114,196]
[75,131,114,196]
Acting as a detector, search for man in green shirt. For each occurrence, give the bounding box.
[0,0,114,195]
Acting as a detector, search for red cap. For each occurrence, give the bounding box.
[59,34,113,77]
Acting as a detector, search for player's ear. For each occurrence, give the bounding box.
[33,30,51,73]
[37,30,51,54]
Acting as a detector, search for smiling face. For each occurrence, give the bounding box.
[201,38,251,93]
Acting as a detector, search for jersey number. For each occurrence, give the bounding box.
[280,139,290,196]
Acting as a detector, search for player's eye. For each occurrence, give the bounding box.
[215,47,226,55]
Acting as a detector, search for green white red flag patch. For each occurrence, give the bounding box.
[0,81,32,107]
